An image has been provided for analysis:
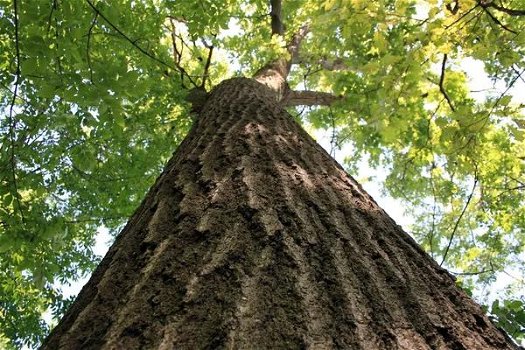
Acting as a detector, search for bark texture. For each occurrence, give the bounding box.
[43,78,518,349]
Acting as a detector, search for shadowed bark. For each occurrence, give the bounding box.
[42,77,519,349]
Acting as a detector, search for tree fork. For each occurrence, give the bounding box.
[42,78,519,349]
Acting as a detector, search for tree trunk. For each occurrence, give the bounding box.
[42,78,518,349]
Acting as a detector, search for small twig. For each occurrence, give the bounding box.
[492,71,521,110]
[51,7,63,75]
[457,7,483,33]
[428,159,438,258]
[168,19,183,63]
[64,216,124,225]
[469,67,525,131]
[329,106,337,157]
[46,0,58,34]
[483,7,517,34]
[9,0,25,224]
[167,18,198,88]
[169,21,184,85]
[85,0,167,66]
[495,184,525,200]
[440,169,478,266]
[439,54,456,112]
[85,0,197,86]
[171,31,197,57]
[445,4,480,30]
[511,65,525,84]
[508,175,525,187]
[292,54,348,71]
[449,267,494,276]
[0,81,30,103]
[86,13,98,83]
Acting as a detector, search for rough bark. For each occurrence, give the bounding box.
[43,77,518,350]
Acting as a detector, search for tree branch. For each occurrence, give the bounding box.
[481,0,525,16]
[316,57,348,71]
[480,67,525,128]
[85,0,198,86]
[445,4,480,30]
[446,0,460,15]
[9,0,25,224]
[200,37,214,88]
[256,2,314,99]
[270,0,284,36]
[287,23,309,61]
[440,171,478,266]
[254,0,291,96]
[86,13,98,84]
[482,6,517,34]
[439,54,456,112]
[449,267,494,276]
[46,0,58,34]
[428,158,439,259]
[169,19,192,87]
[282,90,342,107]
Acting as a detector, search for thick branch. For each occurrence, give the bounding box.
[481,1,525,16]
[287,24,309,61]
[293,56,348,71]
[317,58,348,71]
[270,0,284,36]
[282,90,342,107]
[254,0,314,102]
[257,2,310,85]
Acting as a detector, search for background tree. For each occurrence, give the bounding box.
[0,0,524,347]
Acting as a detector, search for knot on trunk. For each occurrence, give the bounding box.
[186,87,209,114]
[253,59,289,101]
